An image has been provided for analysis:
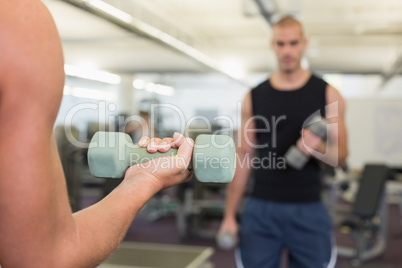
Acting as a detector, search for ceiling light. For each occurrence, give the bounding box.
[145,83,175,96]
[63,85,117,101]
[133,79,146,89]
[64,64,121,85]
[86,0,133,23]
[154,84,175,96]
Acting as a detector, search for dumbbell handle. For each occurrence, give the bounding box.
[88,132,236,183]
[88,140,190,179]
[284,116,327,170]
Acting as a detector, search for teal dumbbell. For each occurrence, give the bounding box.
[87,132,236,183]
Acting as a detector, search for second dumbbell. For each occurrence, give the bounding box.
[284,116,327,170]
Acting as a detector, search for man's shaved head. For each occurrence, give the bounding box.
[273,16,304,38]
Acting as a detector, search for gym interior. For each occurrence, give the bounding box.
[34,0,402,267]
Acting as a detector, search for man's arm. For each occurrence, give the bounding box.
[298,85,348,167]
[325,85,348,166]
[0,1,193,267]
[219,92,255,234]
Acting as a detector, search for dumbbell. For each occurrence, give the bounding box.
[216,231,237,250]
[87,132,236,183]
[284,116,327,170]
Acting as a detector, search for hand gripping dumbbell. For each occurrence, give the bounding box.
[284,116,327,170]
[87,132,236,183]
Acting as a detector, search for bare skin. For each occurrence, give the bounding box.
[0,1,193,267]
[219,23,348,241]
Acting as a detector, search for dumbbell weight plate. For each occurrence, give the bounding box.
[284,145,309,170]
[193,134,236,183]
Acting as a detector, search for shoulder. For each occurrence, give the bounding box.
[326,84,344,103]
[0,0,64,87]
[0,0,64,122]
[326,84,346,118]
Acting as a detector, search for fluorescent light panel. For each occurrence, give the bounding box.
[133,79,175,96]
[87,0,133,23]
[63,85,117,101]
[64,64,121,85]
[146,83,175,96]
[132,79,146,90]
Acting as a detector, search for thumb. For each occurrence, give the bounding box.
[175,137,194,169]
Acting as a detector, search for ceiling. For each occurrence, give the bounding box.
[42,0,402,83]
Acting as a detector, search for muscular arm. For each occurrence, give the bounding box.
[221,92,255,229]
[0,1,191,267]
[324,85,349,166]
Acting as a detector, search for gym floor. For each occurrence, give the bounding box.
[82,187,402,268]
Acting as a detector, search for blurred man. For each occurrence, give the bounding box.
[0,1,193,267]
[219,16,348,267]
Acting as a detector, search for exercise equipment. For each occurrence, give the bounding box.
[216,231,237,250]
[87,131,236,183]
[284,116,327,169]
[337,164,391,266]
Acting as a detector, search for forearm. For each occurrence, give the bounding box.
[326,144,348,167]
[309,119,348,168]
[60,175,159,267]
[315,142,348,168]
[224,151,251,220]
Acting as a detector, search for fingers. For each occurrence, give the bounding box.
[296,138,309,155]
[158,137,174,152]
[137,137,163,153]
[147,138,162,153]
[138,136,149,147]
[155,135,182,152]
[301,129,312,137]
[298,129,324,156]
[138,133,190,154]
[303,129,321,140]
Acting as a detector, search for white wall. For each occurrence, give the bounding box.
[346,99,402,169]
[336,75,402,169]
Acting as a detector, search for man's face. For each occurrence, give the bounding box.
[271,25,307,73]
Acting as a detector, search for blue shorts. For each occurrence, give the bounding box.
[238,198,336,268]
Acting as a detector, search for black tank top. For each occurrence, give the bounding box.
[250,74,327,203]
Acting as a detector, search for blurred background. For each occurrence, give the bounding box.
[44,0,402,267]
